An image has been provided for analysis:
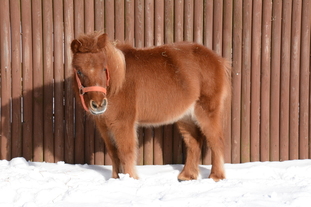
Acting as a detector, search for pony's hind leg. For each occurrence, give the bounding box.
[194,100,226,181]
[177,119,204,181]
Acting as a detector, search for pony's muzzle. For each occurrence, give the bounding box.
[89,98,108,115]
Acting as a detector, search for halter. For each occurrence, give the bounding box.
[74,67,110,112]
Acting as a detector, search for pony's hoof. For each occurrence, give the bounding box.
[208,172,225,182]
[177,172,198,182]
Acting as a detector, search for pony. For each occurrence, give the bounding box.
[71,32,231,181]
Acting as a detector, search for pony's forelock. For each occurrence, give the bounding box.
[72,32,107,53]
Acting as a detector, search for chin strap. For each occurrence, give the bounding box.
[73,68,109,112]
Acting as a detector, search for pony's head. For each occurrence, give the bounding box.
[71,33,110,115]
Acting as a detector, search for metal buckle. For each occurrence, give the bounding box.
[79,87,85,95]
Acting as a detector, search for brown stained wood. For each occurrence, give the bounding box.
[299,0,311,160]
[270,0,282,161]
[280,0,292,161]
[223,0,233,163]
[54,0,65,163]
[32,0,44,162]
[250,0,262,162]
[125,0,135,45]
[163,125,173,164]
[43,0,54,163]
[164,0,174,44]
[289,0,302,160]
[115,0,125,41]
[184,0,194,42]
[135,0,144,48]
[64,0,75,164]
[10,0,22,158]
[204,0,213,48]
[260,0,272,162]
[213,0,223,55]
[241,0,252,163]
[194,0,203,44]
[95,0,105,31]
[21,0,33,161]
[0,0,11,160]
[144,128,154,165]
[85,0,95,33]
[105,0,114,39]
[231,0,242,164]
[154,127,164,165]
[175,0,183,42]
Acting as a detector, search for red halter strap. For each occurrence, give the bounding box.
[74,68,110,112]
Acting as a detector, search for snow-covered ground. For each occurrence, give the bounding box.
[1,157,311,207]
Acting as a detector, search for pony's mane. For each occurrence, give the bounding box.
[73,32,105,53]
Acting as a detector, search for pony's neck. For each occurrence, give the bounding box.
[105,42,126,95]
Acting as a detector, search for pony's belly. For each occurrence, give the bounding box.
[137,103,196,127]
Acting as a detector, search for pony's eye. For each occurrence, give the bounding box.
[77,70,83,76]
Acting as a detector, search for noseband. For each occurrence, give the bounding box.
[74,68,110,112]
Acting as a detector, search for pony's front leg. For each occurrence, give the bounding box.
[112,125,139,179]
[96,122,121,178]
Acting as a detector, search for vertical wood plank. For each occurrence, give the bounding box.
[175,0,184,42]
[250,0,262,162]
[95,0,105,32]
[32,0,44,162]
[64,0,75,164]
[213,0,223,55]
[105,0,114,39]
[164,0,174,44]
[223,0,233,163]
[125,0,135,45]
[204,0,213,48]
[21,0,33,161]
[289,0,302,160]
[280,0,292,161]
[299,0,311,159]
[241,0,252,163]
[194,0,203,44]
[54,0,65,163]
[184,0,193,42]
[115,0,125,41]
[10,0,23,158]
[43,0,54,163]
[270,0,282,161]
[260,0,272,162]
[135,0,144,48]
[0,0,11,160]
[231,0,242,163]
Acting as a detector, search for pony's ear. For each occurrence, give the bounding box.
[97,33,108,50]
[71,39,81,53]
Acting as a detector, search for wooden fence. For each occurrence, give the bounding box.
[1,0,311,165]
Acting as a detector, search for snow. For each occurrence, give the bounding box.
[1,158,311,207]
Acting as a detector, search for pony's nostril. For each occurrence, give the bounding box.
[100,98,107,107]
[91,100,98,109]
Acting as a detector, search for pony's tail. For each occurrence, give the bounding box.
[221,60,232,133]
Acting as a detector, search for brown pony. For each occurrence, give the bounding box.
[71,32,231,181]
